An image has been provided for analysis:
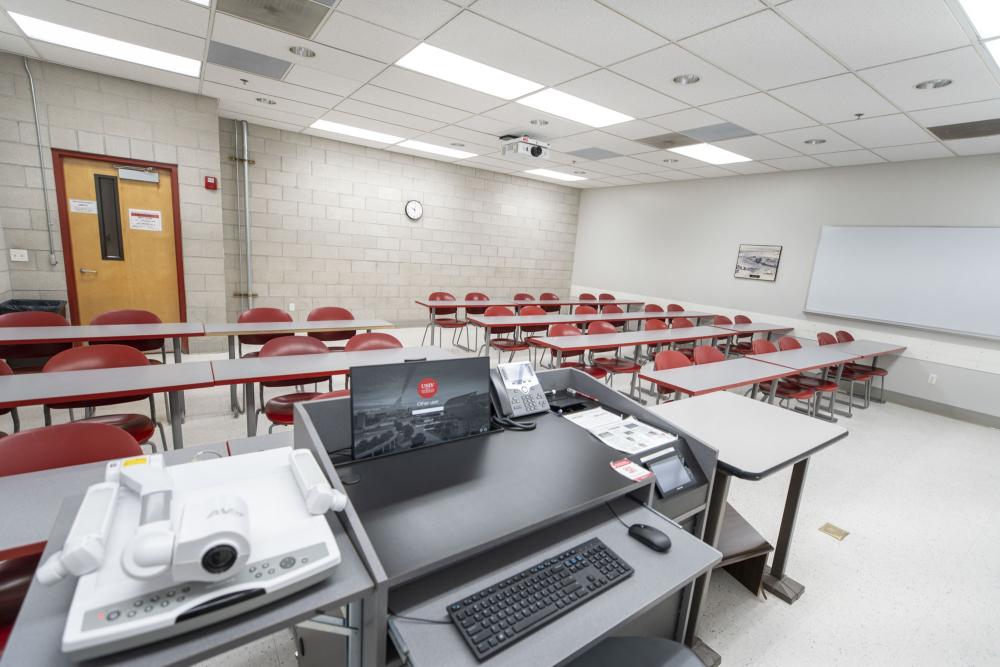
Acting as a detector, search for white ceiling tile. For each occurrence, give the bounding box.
[873,142,954,161]
[432,124,504,147]
[943,135,1000,156]
[457,114,524,135]
[413,132,496,156]
[859,47,1000,112]
[0,31,37,57]
[596,156,661,172]
[600,0,766,40]
[312,12,418,64]
[599,175,644,185]
[70,0,210,37]
[335,98,446,132]
[555,69,685,119]
[602,119,669,140]
[612,45,756,106]
[682,165,737,178]
[566,160,637,177]
[682,11,844,90]
[228,112,305,133]
[317,109,425,140]
[0,9,19,33]
[472,0,666,66]
[351,85,471,123]
[460,156,520,172]
[766,125,860,154]
[481,103,592,139]
[283,65,365,97]
[626,172,673,183]
[30,42,200,92]
[487,151,558,170]
[910,99,1000,128]
[646,108,725,132]
[427,12,594,86]
[763,155,828,170]
[770,74,898,124]
[385,142,474,162]
[218,100,315,127]
[561,130,652,155]
[334,0,462,39]
[712,135,801,160]
[368,66,505,113]
[658,171,700,180]
[203,81,329,119]
[702,93,816,134]
[630,150,713,170]
[204,64,343,108]
[303,128,398,151]
[813,149,886,166]
[831,114,934,148]
[211,14,384,82]
[779,0,971,69]
[724,161,782,174]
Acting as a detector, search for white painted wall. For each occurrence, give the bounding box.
[572,155,1000,419]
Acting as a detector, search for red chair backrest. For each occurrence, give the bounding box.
[0,423,143,477]
[667,304,684,312]
[735,315,752,324]
[90,309,164,352]
[519,305,546,316]
[693,345,725,365]
[672,318,693,329]
[540,293,559,301]
[464,292,489,315]
[579,293,596,301]
[644,319,668,331]
[345,332,402,351]
[549,324,581,337]
[484,305,514,317]
[713,315,733,325]
[654,350,692,371]
[238,307,293,346]
[259,335,329,357]
[0,311,71,360]
[587,321,617,335]
[778,336,801,351]
[602,305,624,315]
[817,332,837,346]
[513,293,534,301]
[44,344,150,372]
[0,360,11,376]
[599,293,616,300]
[751,339,777,354]
[428,292,458,318]
[836,330,854,342]
[644,304,664,313]
[575,305,598,315]
[307,306,355,342]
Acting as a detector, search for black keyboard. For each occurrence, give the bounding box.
[447,537,633,661]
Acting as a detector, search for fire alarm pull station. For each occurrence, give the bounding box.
[204,176,218,190]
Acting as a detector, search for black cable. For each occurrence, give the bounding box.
[388,609,452,625]
[491,414,536,431]
[605,501,631,529]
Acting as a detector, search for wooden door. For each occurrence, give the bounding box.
[55,153,185,325]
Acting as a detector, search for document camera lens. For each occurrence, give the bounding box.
[201,544,239,574]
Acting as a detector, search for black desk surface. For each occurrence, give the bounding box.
[339,412,648,587]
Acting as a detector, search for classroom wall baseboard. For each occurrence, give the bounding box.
[885,392,1000,430]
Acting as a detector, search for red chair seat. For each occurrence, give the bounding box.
[791,376,838,392]
[242,351,259,359]
[264,392,323,425]
[560,361,608,380]
[730,342,753,355]
[759,380,814,400]
[592,357,641,374]
[490,338,529,352]
[76,413,156,444]
[847,363,886,376]
[313,390,350,400]
[434,318,466,328]
[840,367,874,381]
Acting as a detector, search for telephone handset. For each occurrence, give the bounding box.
[489,361,549,424]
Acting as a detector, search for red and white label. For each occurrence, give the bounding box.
[610,458,653,482]
[417,378,438,399]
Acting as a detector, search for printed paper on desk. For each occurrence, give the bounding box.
[565,407,677,455]
[610,458,653,482]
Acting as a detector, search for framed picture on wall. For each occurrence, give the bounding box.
[734,244,782,282]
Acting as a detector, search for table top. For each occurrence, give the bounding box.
[648,391,847,479]
[415,298,643,308]
[466,312,691,328]
[822,339,907,358]
[0,322,204,344]
[0,361,216,409]
[748,345,863,372]
[529,326,733,352]
[638,357,799,396]
[210,346,455,385]
[712,322,794,335]
[202,319,394,336]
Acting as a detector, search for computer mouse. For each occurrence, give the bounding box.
[628,523,672,553]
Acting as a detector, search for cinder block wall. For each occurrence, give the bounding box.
[219,120,581,325]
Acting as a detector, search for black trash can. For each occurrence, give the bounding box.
[0,299,68,318]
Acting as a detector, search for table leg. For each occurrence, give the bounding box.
[724,335,733,357]
[767,376,779,403]
[228,335,243,417]
[477,326,490,356]
[167,390,184,449]
[684,469,730,663]
[762,458,809,603]
[171,337,186,422]
[244,382,257,437]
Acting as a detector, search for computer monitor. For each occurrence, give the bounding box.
[349,357,492,461]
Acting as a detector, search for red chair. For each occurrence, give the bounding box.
[421,292,466,347]
[644,304,666,324]
[773,337,839,418]
[463,293,491,350]
[818,332,874,413]
[307,307,355,351]
[667,304,684,312]
[728,314,755,356]
[0,311,71,373]
[518,305,549,365]
[237,307,292,358]
[513,293,534,302]
[693,345,725,365]
[256,336,333,433]
[598,292,616,301]
[587,321,641,396]
[539,292,561,313]
[0,421,144,651]
[90,309,167,363]
[837,330,889,404]
[579,293,597,301]
[546,324,606,380]
[0,361,20,433]
[575,305,598,315]
[601,304,627,329]
[483,306,528,362]
[748,340,817,411]
[346,332,401,352]
[670,317,696,359]
[650,350,692,403]
[710,315,738,356]
[642,318,668,361]
[42,345,165,450]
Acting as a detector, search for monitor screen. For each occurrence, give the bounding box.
[648,455,694,497]
[350,357,492,461]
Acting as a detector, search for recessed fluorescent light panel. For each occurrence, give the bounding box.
[8,12,202,77]
[396,43,543,100]
[668,143,752,165]
[517,88,633,128]
[958,0,1000,39]
[397,140,476,159]
[310,120,404,144]
[987,39,1000,69]
[524,168,587,182]
[187,0,211,6]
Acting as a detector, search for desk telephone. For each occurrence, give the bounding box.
[490,361,549,420]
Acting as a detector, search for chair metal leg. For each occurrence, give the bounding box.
[10,408,19,433]
[421,322,432,345]
[44,406,52,426]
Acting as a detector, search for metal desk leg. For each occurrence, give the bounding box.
[762,458,809,603]
[685,469,729,666]
[167,389,184,449]
[228,335,243,417]
[171,337,186,422]
[244,382,257,437]
[724,335,733,357]
[477,326,490,356]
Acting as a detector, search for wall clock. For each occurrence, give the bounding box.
[404,200,423,221]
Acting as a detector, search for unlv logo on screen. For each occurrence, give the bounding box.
[417,378,438,399]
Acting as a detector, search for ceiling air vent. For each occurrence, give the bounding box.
[567,148,622,160]
[217,0,337,38]
[927,118,1000,141]
[682,122,754,142]
[208,42,292,79]
[634,132,700,151]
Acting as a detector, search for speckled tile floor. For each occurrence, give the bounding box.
[15,327,999,666]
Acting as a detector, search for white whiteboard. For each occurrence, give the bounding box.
[805,226,1000,340]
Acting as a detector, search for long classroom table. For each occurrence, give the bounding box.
[639,357,801,403]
